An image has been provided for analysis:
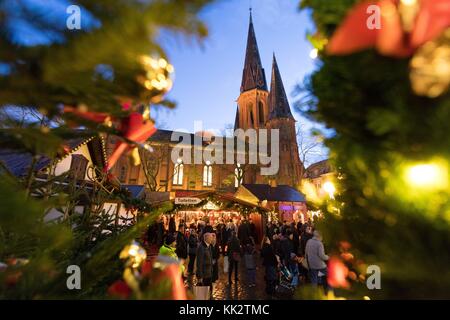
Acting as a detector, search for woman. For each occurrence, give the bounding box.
[227,231,241,285]
[261,236,278,296]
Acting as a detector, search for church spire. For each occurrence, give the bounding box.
[240,10,267,93]
[268,53,294,120]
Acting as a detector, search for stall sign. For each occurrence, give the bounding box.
[175,197,201,205]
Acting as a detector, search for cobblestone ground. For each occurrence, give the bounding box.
[186,254,293,300]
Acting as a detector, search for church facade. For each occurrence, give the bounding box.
[108,13,303,194]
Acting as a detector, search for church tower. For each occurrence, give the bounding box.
[235,11,269,131]
[266,54,303,187]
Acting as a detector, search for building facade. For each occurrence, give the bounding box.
[109,13,304,193]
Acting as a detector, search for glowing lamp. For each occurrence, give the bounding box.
[405,163,447,189]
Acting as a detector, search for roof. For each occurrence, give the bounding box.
[121,184,145,199]
[154,190,269,211]
[0,137,90,177]
[242,183,306,202]
[240,12,267,93]
[268,54,295,120]
[147,129,257,155]
[304,159,333,179]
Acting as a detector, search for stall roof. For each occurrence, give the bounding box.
[153,190,270,211]
[241,184,306,202]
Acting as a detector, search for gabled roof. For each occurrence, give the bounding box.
[268,54,295,120]
[240,12,267,93]
[242,183,306,202]
[305,159,333,179]
[0,137,98,177]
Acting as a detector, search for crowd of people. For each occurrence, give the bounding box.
[147,215,330,299]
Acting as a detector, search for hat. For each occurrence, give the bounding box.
[165,233,176,246]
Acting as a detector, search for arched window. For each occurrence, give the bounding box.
[203,161,213,187]
[235,164,243,188]
[172,159,184,186]
[258,101,264,124]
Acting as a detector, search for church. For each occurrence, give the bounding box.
[108,12,305,216]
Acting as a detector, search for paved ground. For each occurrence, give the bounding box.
[186,254,293,300]
[147,244,293,300]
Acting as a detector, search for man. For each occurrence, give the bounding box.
[196,232,214,293]
[305,230,329,288]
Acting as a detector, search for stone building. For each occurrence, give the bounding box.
[108,12,304,195]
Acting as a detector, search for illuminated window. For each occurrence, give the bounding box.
[203,161,213,187]
[235,164,243,188]
[172,159,184,186]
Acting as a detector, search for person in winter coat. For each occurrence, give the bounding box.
[244,241,257,287]
[227,231,241,284]
[272,233,282,258]
[159,233,185,274]
[187,228,198,275]
[156,216,165,248]
[280,231,294,267]
[305,230,329,287]
[196,233,214,288]
[238,220,250,246]
[299,225,314,257]
[248,218,257,244]
[175,224,188,261]
[260,236,278,295]
[211,233,220,283]
[168,216,176,234]
[290,223,300,255]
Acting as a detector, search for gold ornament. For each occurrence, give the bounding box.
[410,28,450,98]
[129,147,141,166]
[119,241,147,269]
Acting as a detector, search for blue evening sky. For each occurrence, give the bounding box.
[156,0,319,136]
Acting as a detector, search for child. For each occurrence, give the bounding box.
[244,239,257,287]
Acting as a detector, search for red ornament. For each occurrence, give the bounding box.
[327,0,450,57]
[105,112,156,171]
[155,263,187,300]
[327,257,350,289]
[108,280,132,299]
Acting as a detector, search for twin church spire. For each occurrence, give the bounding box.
[239,11,294,123]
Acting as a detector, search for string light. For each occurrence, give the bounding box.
[323,181,336,199]
[309,48,319,59]
[405,162,448,189]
